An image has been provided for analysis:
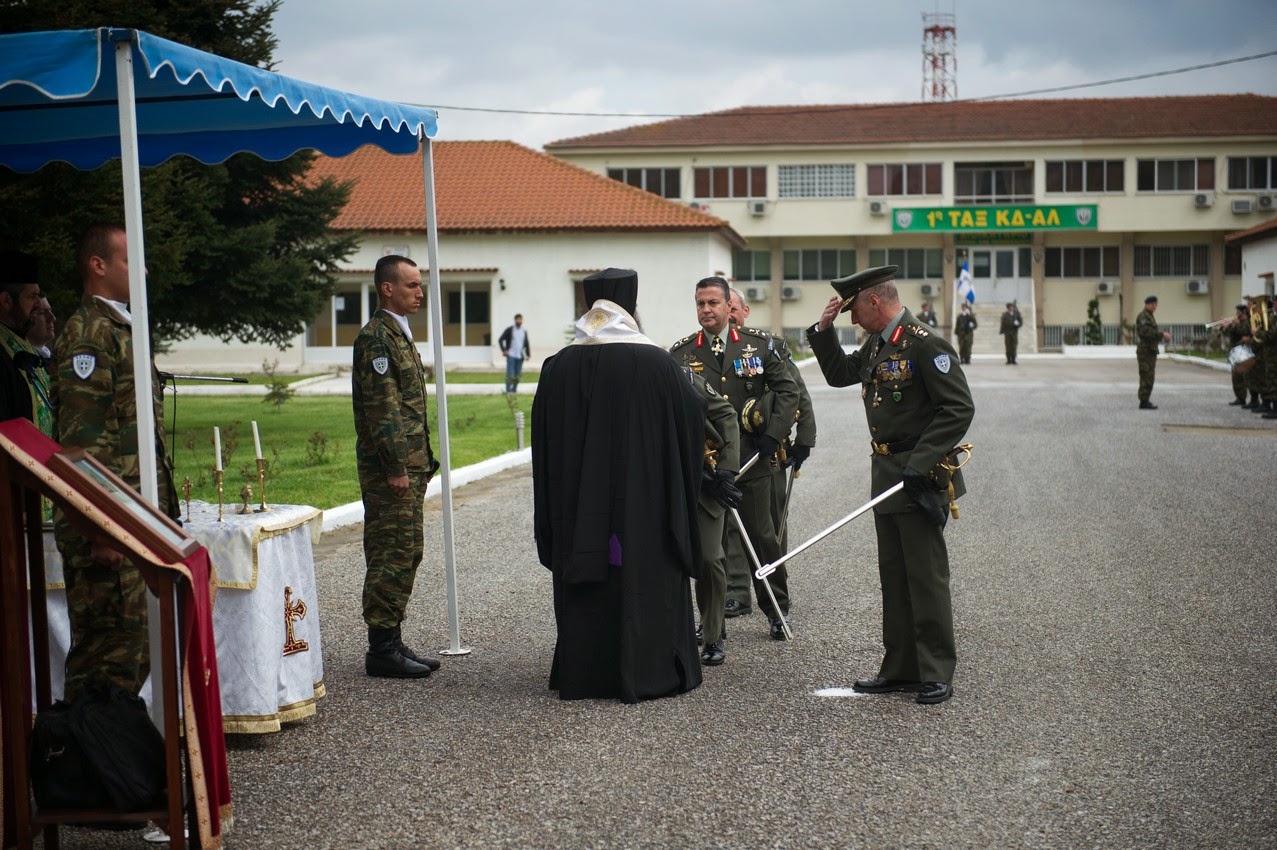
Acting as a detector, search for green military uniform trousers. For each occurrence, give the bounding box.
[1137,349,1157,403]
[696,505,727,644]
[957,333,973,363]
[724,465,793,614]
[360,467,428,628]
[873,510,956,684]
[724,467,789,619]
[59,534,150,701]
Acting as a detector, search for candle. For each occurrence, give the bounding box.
[252,420,263,460]
[213,426,222,471]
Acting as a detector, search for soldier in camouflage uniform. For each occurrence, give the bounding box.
[1242,296,1266,410]
[683,367,740,666]
[1135,295,1170,410]
[352,255,441,679]
[52,225,178,701]
[670,277,799,640]
[1223,303,1251,405]
[721,288,816,619]
[1253,297,1277,419]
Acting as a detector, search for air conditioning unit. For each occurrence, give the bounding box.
[1097,280,1116,295]
[1258,194,1276,211]
[1193,192,1214,208]
[1232,198,1254,214]
[744,285,766,301]
[868,200,888,216]
[749,200,768,216]
[920,283,936,297]
[1186,279,1209,295]
[687,201,708,212]
[781,285,801,301]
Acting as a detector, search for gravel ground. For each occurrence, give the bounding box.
[53,357,1276,850]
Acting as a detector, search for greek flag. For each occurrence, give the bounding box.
[957,261,975,304]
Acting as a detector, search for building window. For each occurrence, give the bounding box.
[1226,156,1277,191]
[1045,160,1125,193]
[777,164,856,198]
[1044,246,1121,277]
[867,248,944,279]
[733,250,772,281]
[782,249,856,281]
[693,166,766,199]
[1136,158,1214,192]
[1133,245,1210,277]
[866,163,941,196]
[606,167,681,199]
[954,162,1034,204]
[1225,243,1243,276]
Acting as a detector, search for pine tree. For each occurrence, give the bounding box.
[0,1,358,348]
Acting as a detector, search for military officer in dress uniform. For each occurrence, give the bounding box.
[52,225,180,701]
[806,265,975,705]
[353,254,442,679]
[721,287,816,620]
[670,277,799,640]
[685,368,741,666]
[999,302,1023,365]
[954,303,977,365]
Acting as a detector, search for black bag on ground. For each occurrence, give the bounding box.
[30,685,167,812]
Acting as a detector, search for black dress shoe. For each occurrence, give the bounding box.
[700,641,725,666]
[1139,401,1158,410]
[768,617,791,640]
[696,624,703,645]
[724,599,751,618]
[916,681,953,704]
[852,676,922,694]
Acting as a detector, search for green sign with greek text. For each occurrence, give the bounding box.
[891,204,1098,232]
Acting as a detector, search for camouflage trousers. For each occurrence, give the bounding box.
[57,531,149,702]
[1137,350,1157,402]
[360,468,428,628]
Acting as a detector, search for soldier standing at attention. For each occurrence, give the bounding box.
[353,255,442,679]
[52,225,179,700]
[1135,294,1171,410]
[917,301,938,328]
[954,303,977,365]
[999,302,1022,365]
[806,266,974,705]
[671,277,799,640]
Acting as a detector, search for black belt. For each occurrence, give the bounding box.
[871,437,918,456]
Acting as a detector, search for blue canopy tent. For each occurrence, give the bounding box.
[0,29,469,656]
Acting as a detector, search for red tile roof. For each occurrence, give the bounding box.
[1226,215,1277,245]
[545,95,1277,149]
[308,140,741,243]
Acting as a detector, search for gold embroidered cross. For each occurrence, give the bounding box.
[282,586,310,656]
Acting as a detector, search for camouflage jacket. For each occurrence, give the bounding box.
[352,310,435,477]
[52,295,175,512]
[1135,308,1160,354]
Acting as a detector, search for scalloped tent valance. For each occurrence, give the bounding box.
[0,27,439,172]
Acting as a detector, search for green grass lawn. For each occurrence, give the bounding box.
[165,393,531,510]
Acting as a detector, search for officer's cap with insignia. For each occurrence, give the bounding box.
[830,265,898,313]
[583,268,638,315]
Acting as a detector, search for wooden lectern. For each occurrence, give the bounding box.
[0,419,224,850]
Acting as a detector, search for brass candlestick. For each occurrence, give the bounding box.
[255,457,271,512]
[213,469,225,521]
[238,482,254,515]
[181,475,192,523]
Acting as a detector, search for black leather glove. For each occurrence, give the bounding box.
[902,467,948,528]
[788,444,811,471]
[704,469,742,510]
[754,434,780,460]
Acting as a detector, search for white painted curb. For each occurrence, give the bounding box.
[321,447,533,531]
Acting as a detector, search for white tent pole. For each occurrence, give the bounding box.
[422,138,470,657]
[115,34,168,728]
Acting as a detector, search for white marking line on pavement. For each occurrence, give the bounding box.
[813,687,871,698]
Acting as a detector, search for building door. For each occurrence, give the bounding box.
[961,246,1033,307]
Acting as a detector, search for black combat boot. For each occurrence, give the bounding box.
[391,624,441,671]
[366,627,431,679]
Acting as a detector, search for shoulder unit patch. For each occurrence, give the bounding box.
[372,355,389,375]
[933,353,951,374]
[72,353,96,380]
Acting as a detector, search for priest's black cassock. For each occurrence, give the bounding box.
[532,270,704,703]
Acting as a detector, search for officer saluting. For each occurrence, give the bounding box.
[670,276,799,640]
[806,266,974,705]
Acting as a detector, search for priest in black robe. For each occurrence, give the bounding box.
[532,268,705,703]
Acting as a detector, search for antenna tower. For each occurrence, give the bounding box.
[921,10,958,102]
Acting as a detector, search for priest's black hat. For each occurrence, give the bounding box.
[583,268,638,315]
[0,250,39,286]
[831,265,897,313]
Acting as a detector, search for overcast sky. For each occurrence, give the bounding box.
[271,0,1277,150]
